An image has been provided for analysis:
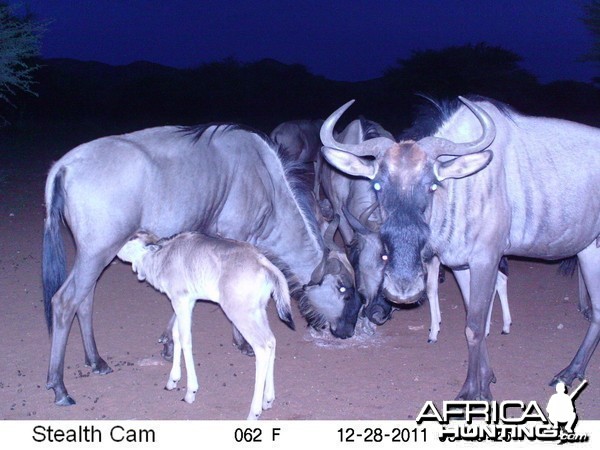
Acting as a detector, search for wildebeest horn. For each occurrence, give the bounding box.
[342,203,379,234]
[320,100,395,157]
[309,256,327,285]
[419,96,496,158]
[358,202,380,231]
[323,214,340,250]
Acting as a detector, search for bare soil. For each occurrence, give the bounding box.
[0,140,598,421]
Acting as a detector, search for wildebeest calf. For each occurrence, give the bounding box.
[117,231,295,420]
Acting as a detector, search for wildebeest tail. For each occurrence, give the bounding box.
[260,255,295,330]
[42,166,67,333]
[558,256,578,277]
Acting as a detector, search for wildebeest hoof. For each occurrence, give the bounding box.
[233,340,255,357]
[550,369,583,387]
[580,307,592,321]
[55,395,76,406]
[160,339,175,362]
[91,358,113,375]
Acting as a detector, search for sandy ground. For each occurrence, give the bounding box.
[0,145,598,422]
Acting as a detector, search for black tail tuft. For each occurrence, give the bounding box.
[558,256,578,277]
[498,256,509,276]
[282,312,295,331]
[42,168,67,333]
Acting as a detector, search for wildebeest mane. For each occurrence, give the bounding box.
[177,123,274,146]
[399,94,516,141]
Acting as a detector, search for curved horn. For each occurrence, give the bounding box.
[342,203,379,235]
[342,205,370,235]
[323,214,341,250]
[419,96,496,158]
[320,100,395,157]
[358,202,381,232]
[309,257,327,285]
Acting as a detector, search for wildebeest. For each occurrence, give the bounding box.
[320,96,600,400]
[117,231,294,420]
[273,117,396,323]
[319,118,394,325]
[327,117,512,339]
[43,124,359,406]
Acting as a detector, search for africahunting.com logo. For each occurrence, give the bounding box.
[416,380,589,444]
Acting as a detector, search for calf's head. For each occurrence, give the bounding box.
[117,231,161,280]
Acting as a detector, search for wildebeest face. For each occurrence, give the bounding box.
[371,143,437,303]
[320,98,495,304]
[303,257,361,339]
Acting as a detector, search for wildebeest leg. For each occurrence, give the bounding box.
[158,314,176,362]
[166,299,198,404]
[426,257,442,343]
[455,268,508,336]
[233,325,255,356]
[165,315,182,391]
[495,271,511,334]
[551,245,600,386]
[222,302,275,420]
[454,263,499,400]
[46,257,108,406]
[78,287,112,374]
[577,267,592,321]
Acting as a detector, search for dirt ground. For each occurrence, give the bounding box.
[0,136,598,422]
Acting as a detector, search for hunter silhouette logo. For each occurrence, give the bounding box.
[546,380,587,435]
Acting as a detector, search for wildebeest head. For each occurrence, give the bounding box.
[342,202,385,305]
[302,215,361,338]
[320,97,495,304]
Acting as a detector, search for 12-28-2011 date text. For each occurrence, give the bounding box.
[338,427,426,443]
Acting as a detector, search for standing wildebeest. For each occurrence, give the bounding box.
[328,117,512,339]
[43,124,359,406]
[117,231,294,420]
[320,96,600,400]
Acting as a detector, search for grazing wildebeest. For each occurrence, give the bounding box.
[319,118,394,326]
[43,124,359,406]
[321,96,600,400]
[117,231,294,420]
[272,117,383,331]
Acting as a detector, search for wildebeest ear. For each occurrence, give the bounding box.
[321,147,378,179]
[145,243,161,252]
[434,150,493,181]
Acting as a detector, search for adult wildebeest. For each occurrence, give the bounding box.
[328,117,512,339]
[319,118,393,325]
[117,231,294,420]
[320,96,600,400]
[43,124,359,406]
[273,117,394,329]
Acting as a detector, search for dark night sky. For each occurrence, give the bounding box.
[9,0,598,83]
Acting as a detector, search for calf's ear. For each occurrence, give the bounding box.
[434,150,493,181]
[321,147,378,179]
